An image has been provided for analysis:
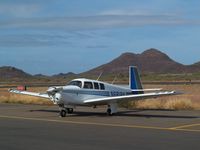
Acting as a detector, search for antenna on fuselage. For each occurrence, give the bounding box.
[97,72,103,81]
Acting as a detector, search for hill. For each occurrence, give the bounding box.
[52,72,76,78]
[1,48,200,82]
[0,66,32,80]
[83,48,190,76]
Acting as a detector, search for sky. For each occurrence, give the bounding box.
[0,0,200,75]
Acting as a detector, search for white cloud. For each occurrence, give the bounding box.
[0,14,196,32]
[99,9,151,16]
[99,9,181,17]
[0,34,70,47]
[0,3,41,18]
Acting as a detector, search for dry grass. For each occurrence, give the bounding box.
[125,84,200,110]
[0,84,200,110]
[129,97,195,110]
[0,87,53,105]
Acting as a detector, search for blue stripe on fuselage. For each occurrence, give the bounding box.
[63,90,133,97]
[63,90,110,96]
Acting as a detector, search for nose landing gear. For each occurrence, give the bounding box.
[59,105,74,117]
[60,109,67,117]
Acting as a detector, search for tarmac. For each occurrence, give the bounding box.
[0,103,199,150]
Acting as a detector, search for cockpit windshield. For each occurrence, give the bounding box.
[67,80,82,88]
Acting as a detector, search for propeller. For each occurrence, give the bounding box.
[47,86,63,104]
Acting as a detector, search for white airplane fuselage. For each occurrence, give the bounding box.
[52,78,132,106]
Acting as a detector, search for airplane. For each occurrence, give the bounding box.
[9,66,181,117]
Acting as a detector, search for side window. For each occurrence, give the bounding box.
[99,83,105,90]
[84,82,93,89]
[67,81,82,88]
[94,82,99,89]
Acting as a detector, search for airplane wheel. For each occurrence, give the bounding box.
[60,109,67,117]
[107,108,112,116]
[67,108,73,114]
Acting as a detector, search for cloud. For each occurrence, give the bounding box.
[0,3,41,18]
[99,9,156,16]
[0,8,199,47]
[86,45,109,49]
[0,30,98,47]
[0,13,198,32]
[0,34,70,47]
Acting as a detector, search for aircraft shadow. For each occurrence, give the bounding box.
[115,111,199,119]
[72,111,199,119]
[30,109,199,119]
[30,109,59,113]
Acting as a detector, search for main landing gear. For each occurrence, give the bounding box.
[107,108,112,116]
[107,103,117,116]
[59,105,74,117]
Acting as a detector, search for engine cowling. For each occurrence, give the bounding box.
[53,92,62,104]
[47,87,63,104]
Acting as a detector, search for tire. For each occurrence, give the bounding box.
[107,108,112,116]
[60,110,67,117]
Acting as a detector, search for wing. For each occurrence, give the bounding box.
[131,88,162,92]
[84,91,180,105]
[9,89,50,99]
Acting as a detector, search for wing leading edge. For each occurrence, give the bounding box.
[9,89,50,99]
[84,91,180,105]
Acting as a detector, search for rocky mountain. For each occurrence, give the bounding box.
[52,72,77,78]
[0,66,32,79]
[83,48,198,75]
[1,49,200,81]
[187,61,200,72]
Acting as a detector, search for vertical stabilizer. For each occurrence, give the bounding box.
[129,66,143,93]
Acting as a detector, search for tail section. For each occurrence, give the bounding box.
[129,66,143,94]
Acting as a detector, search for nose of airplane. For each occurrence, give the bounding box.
[55,92,62,101]
[46,86,63,104]
[52,92,62,104]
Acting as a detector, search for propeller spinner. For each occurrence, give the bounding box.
[47,86,63,104]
